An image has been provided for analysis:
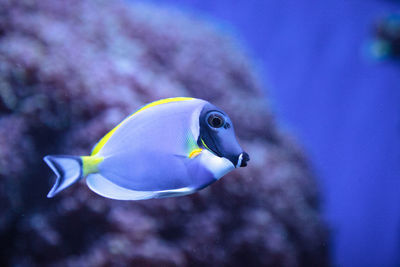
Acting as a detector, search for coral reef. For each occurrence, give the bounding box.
[0,0,329,266]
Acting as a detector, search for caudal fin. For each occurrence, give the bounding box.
[44,155,83,198]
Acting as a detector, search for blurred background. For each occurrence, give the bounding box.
[0,0,399,266]
[140,0,400,266]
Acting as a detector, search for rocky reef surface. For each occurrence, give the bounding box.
[0,0,329,266]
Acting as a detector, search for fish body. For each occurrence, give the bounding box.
[44,97,249,200]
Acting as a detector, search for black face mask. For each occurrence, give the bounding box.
[198,103,249,168]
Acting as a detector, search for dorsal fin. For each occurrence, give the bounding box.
[91,97,194,155]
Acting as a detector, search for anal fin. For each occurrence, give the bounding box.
[86,173,195,200]
[86,174,156,200]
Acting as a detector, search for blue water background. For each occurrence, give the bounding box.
[139,0,400,266]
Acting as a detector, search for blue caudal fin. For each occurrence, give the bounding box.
[44,155,83,198]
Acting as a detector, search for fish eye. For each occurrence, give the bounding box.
[207,113,225,128]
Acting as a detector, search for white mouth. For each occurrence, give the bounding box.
[236,153,243,168]
[200,150,235,179]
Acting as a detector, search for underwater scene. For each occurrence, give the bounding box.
[0,0,399,266]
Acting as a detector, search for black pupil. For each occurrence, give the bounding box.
[209,114,224,128]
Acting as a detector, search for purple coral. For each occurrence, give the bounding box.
[0,0,329,266]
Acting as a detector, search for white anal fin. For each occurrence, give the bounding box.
[86,174,156,200]
[86,173,195,201]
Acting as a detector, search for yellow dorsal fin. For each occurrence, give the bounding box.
[91,97,194,156]
[131,97,194,117]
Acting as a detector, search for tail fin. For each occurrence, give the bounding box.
[44,155,83,198]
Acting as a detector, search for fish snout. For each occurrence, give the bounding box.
[236,152,250,168]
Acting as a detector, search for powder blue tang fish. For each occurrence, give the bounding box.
[44,97,250,200]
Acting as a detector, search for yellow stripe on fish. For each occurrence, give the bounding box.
[188,148,203,158]
[91,97,194,156]
[81,156,104,176]
[201,138,211,151]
